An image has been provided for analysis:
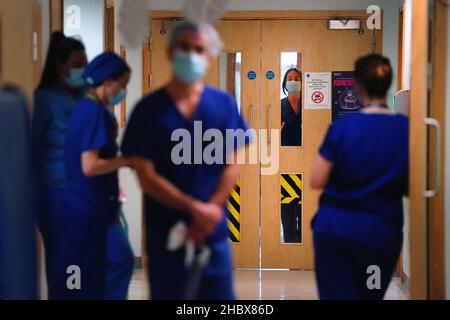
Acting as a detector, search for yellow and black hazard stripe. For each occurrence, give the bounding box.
[280,174,302,204]
[226,180,240,243]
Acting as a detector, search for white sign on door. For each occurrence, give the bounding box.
[304,72,331,109]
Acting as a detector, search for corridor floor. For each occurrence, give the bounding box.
[128,269,409,300]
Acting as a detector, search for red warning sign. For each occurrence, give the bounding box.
[311,91,324,104]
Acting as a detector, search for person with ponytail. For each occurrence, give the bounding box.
[32,32,87,299]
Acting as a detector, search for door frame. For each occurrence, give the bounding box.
[104,0,115,52]
[151,10,380,21]
[409,0,429,300]
[49,0,64,32]
[427,0,448,300]
[33,0,43,87]
[409,0,448,300]
[143,10,383,94]
[396,3,405,282]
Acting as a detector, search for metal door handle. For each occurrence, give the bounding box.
[424,117,441,198]
[248,104,254,128]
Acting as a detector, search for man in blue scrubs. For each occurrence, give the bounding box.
[121,20,250,300]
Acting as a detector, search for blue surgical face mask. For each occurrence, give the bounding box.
[65,68,86,88]
[172,50,207,84]
[108,88,127,106]
[286,80,301,94]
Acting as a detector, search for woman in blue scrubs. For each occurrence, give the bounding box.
[122,21,250,300]
[281,68,302,147]
[310,54,408,300]
[34,33,133,300]
[62,52,131,299]
[280,68,303,244]
[33,32,87,299]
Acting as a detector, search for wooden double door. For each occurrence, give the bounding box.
[147,16,378,269]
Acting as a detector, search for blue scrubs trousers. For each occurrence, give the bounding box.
[37,186,66,299]
[106,222,134,300]
[147,239,235,300]
[58,191,108,300]
[43,192,133,300]
[313,233,400,300]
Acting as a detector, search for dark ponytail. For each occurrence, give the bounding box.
[37,32,85,90]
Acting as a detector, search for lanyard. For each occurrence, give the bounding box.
[85,91,117,123]
[85,91,101,104]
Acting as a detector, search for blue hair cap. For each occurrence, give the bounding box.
[83,51,130,86]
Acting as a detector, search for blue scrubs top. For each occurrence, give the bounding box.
[33,86,83,188]
[312,112,409,253]
[281,97,302,146]
[65,97,119,223]
[121,87,251,257]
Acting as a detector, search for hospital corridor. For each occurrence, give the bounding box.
[0,0,450,309]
